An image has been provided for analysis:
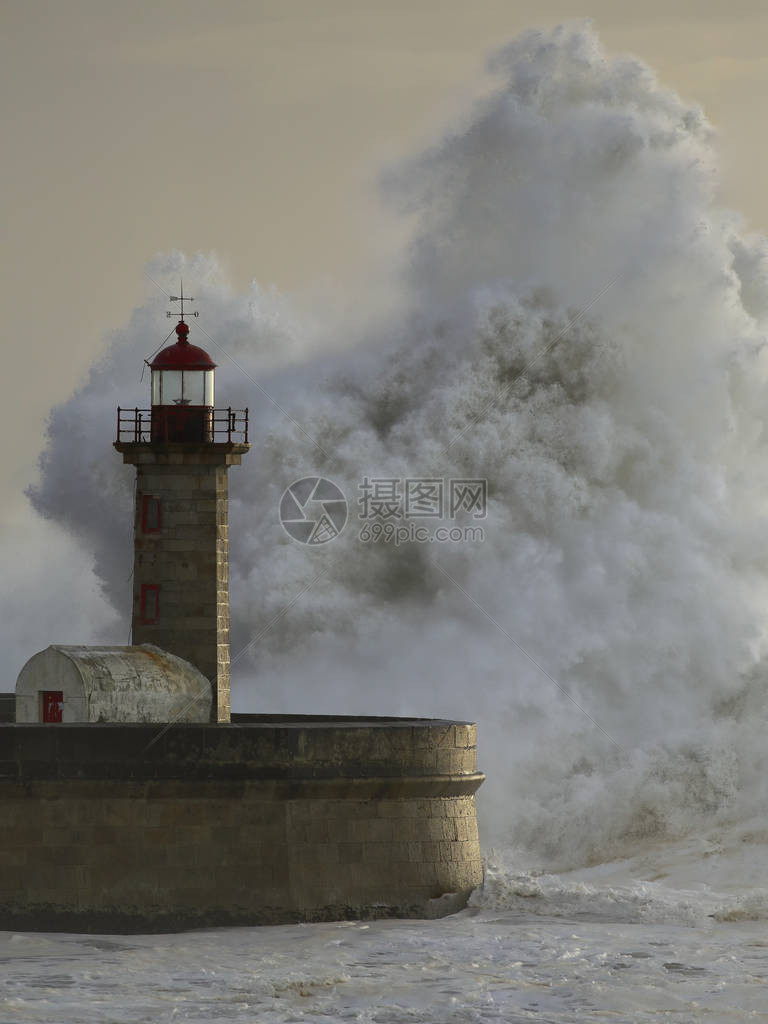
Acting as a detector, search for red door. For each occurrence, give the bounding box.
[42,690,63,723]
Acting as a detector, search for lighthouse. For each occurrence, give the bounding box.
[114,293,249,722]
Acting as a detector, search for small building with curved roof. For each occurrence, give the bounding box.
[15,645,211,724]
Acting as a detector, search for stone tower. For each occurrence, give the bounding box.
[114,302,249,722]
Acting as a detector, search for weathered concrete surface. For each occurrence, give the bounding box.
[0,718,485,932]
[115,442,250,724]
[15,645,211,724]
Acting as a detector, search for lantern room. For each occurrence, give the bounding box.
[150,321,216,442]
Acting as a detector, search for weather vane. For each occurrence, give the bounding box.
[167,281,199,321]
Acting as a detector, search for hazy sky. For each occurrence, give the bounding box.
[2,0,768,625]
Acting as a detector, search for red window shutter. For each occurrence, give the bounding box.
[141,495,162,533]
[42,691,63,723]
[140,584,160,624]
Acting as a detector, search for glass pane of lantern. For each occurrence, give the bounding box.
[182,370,205,406]
[161,370,183,404]
[151,371,161,406]
[204,369,214,406]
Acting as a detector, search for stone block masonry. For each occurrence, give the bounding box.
[114,442,249,723]
[0,717,485,932]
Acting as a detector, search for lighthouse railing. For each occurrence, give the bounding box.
[116,407,249,444]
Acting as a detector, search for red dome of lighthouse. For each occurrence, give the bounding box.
[150,322,217,370]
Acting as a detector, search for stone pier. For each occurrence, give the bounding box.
[0,716,485,932]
